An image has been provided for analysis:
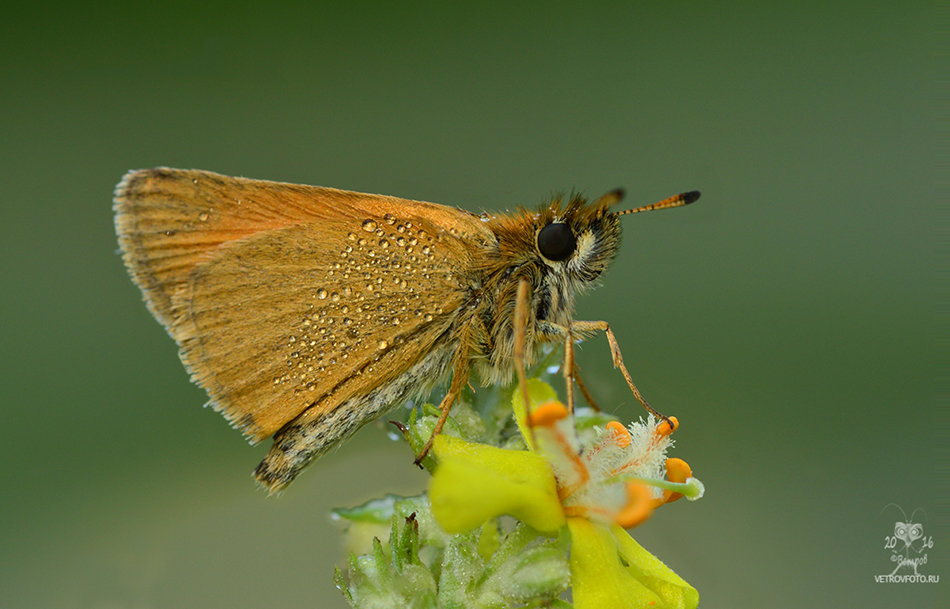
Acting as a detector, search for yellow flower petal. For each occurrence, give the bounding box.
[568,518,664,609]
[511,378,559,451]
[610,523,699,609]
[430,435,565,534]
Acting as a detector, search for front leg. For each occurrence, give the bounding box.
[538,319,675,429]
[513,278,536,423]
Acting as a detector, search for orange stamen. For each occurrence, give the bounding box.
[528,400,589,500]
[615,482,655,528]
[605,421,631,447]
[656,416,679,437]
[563,504,613,521]
[661,457,692,504]
[609,415,679,477]
[563,505,585,518]
[556,439,591,501]
[528,401,569,427]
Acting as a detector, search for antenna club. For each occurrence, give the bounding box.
[682,190,701,204]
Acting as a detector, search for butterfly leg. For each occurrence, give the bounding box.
[552,318,599,413]
[572,361,602,412]
[562,323,577,412]
[557,320,674,428]
[512,278,533,416]
[414,343,472,465]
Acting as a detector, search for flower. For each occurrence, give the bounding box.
[428,379,703,609]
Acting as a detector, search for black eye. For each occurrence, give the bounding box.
[537,222,576,261]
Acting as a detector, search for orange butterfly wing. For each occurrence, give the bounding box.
[115,168,494,441]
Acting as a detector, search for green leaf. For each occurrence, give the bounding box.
[332,494,402,524]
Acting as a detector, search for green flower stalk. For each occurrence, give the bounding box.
[334,377,704,609]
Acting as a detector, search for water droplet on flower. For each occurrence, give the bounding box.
[362,219,377,232]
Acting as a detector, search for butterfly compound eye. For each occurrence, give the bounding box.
[537,222,576,261]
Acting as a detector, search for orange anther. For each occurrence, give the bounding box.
[605,421,631,447]
[656,416,679,437]
[528,401,569,428]
[666,457,692,482]
[662,457,692,503]
[615,482,655,528]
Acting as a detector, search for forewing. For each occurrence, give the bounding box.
[114,167,491,328]
[114,168,494,442]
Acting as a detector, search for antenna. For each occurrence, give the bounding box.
[615,190,701,216]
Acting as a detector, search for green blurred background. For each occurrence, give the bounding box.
[1,2,942,607]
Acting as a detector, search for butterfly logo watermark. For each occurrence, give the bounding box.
[874,504,939,584]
